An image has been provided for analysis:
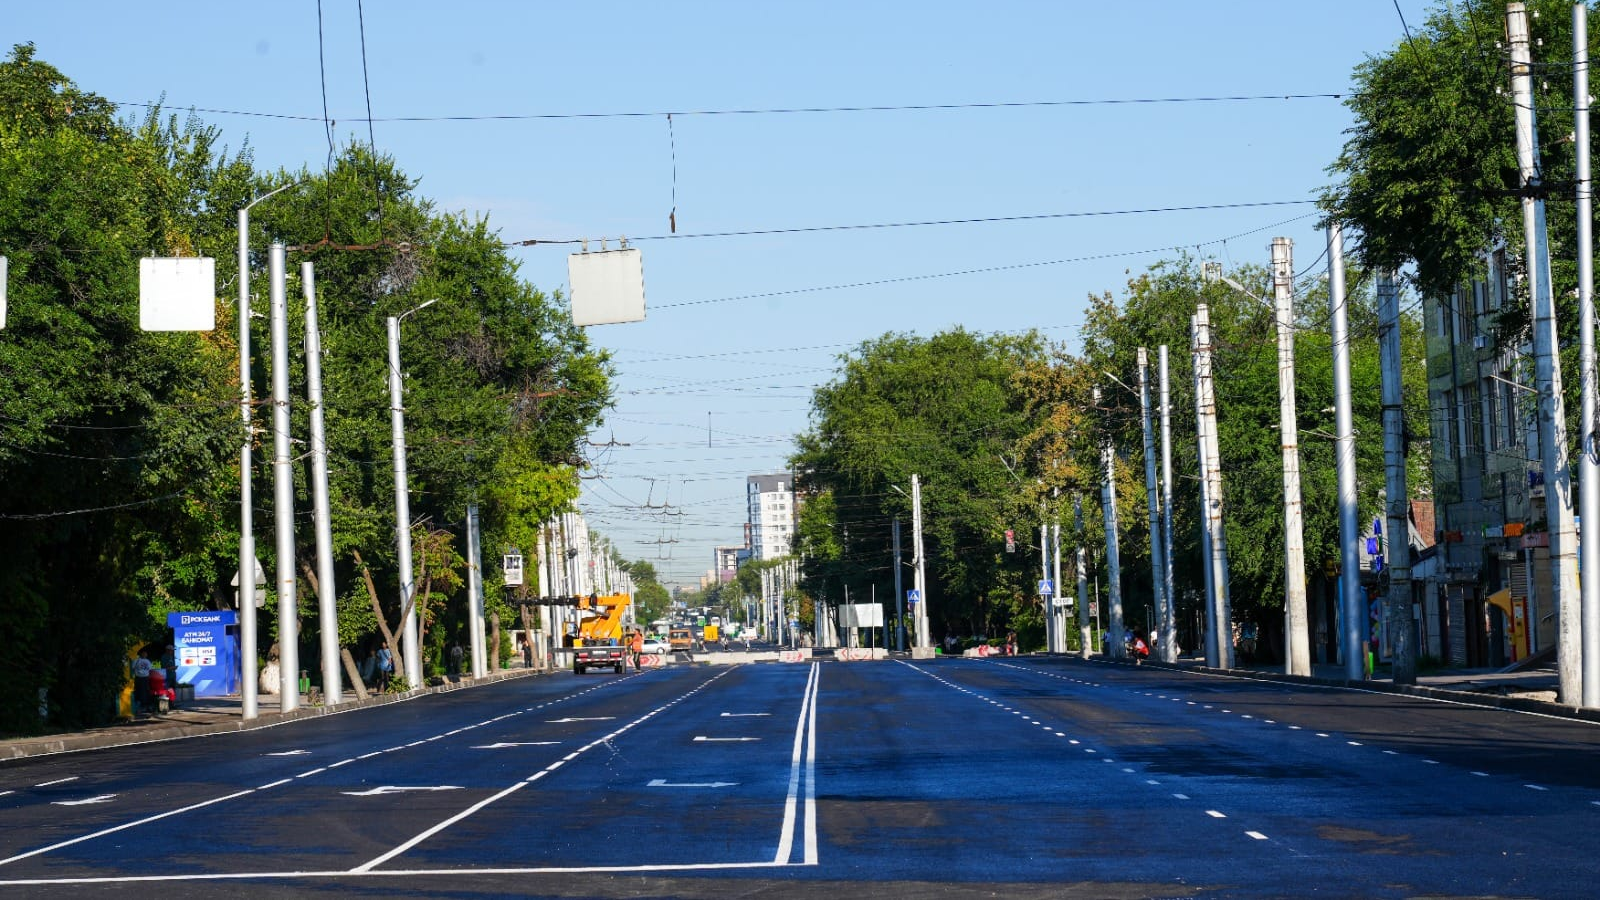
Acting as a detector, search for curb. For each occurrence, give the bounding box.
[1131,659,1600,725]
[0,666,542,762]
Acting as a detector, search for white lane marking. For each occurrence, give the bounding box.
[353,668,735,874]
[296,768,327,778]
[358,752,383,760]
[1525,784,1549,792]
[473,742,559,749]
[1264,720,1275,724]
[0,788,255,867]
[1173,793,1190,800]
[405,741,427,748]
[1384,750,1399,756]
[1146,780,1161,785]
[1423,759,1439,765]
[1206,810,1226,818]
[0,859,799,886]
[775,663,821,866]
[259,779,291,789]
[1472,771,1489,777]
[0,791,12,798]
[1246,831,1268,840]
[329,759,355,769]
[693,736,761,742]
[33,777,78,788]
[342,786,463,797]
[265,750,311,757]
[51,795,116,806]
[647,779,738,788]
[1121,768,1135,773]
[1347,741,1363,747]
[546,717,615,723]
[721,712,771,717]
[1315,733,1330,738]
[1241,715,1253,719]
[1084,749,1097,754]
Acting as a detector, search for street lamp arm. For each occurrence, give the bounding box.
[398,298,440,322]
[242,179,304,213]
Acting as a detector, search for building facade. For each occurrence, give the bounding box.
[1423,246,1551,667]
[746,473,797,561]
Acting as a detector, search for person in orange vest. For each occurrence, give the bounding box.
[629,630,645,671]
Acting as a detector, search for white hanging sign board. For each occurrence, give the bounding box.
[139,257,216,331]
[567,248,645,326]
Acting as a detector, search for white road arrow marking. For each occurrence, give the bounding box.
[693,736,760,742]
[473,742,560,749]
[265,750,311,757]
[720,712,771,717]
[648,779,738,788]
[341,786,464,796]
[546,717,615,723]
[53,794,116,806]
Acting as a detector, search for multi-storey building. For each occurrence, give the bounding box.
[747,473,796,561]
[1423,246,1550,667]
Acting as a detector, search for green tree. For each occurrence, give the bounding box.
[793,328,1047,640]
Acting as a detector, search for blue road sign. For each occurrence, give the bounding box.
[906,589,921,604]
[1038,579,1054,595]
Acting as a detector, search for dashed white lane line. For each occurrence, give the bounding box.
[33,778,77,788]
[1206,810,1227,818]
[295,768,327,779]
[1173,793,1190,800]
[1246,831,1269,840]
[1472,771,1489,777]
[1525,784,1549,791]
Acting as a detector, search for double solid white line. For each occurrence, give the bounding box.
[774,662,820,866]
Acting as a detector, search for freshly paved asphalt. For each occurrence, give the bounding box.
[0,655,1595,899]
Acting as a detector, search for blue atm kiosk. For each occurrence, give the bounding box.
[166,610,240,697]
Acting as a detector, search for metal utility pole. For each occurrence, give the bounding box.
[1193,305,1232,667]
[302,262,340,705]
[1330,223,1364,681]
[236,182,297,721]
[1075,494,1091,659]
[467,503,486,679]
[1378,271,1416,684]
[1575,0,1600,709]
[893,517,904,652]
[1510,2,1581,703]
[388,299,436,690]
[1271,238,1311,677]
[1191,317,1218,666]
[1137,348,1165,657]
[1158,345,1177,662]
[1052,488,1064,655]
[1095,387,1125,658]
[912,474,929,650]
[269,243,298,710]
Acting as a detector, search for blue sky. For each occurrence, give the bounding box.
[12,1,1435,588]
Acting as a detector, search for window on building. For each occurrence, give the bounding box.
[1492,249,1508,311]
[1437,390,1456,461]
[1502,379,1519,450]
[1458,384,1480,455]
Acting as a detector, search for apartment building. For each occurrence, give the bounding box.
[747,473,797,561]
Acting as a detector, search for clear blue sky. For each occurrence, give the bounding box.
[13,1,1435,588]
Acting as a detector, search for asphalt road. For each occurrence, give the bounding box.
[1,656,1596,898]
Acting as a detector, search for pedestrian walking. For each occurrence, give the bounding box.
[131,649,153,715]
[449,641,464,676]
[376,642,394,692]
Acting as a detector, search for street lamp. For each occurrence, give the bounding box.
[236,181,300,721]
[390,298,439,689]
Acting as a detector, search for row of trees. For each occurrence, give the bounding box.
[0,45,619,735]
[790,258,1428,654]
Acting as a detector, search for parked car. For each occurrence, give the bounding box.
[641,637,669,655]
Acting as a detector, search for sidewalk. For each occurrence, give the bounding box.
[0,666,543,762]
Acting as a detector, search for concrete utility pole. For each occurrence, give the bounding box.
[1378,271,1416,684]
[1271,238,1312,677]
[302,262,341,705]
[911,473,930,652]
[1158,345,1177,662]
[1075,494,1091,659]
[1095,387,1125,658]
[893,517,904,652]
[1191,314,1218,666]
[388,299,437,690]
[1052,488,1064,655]
[1575,0,1600,709]
[1510,2,1581,704]
[467,503,486,679]
[1193,305,1232,667]
[1329,223,1364,681]
[269,244,299,710]
[1043,499,1056,646]
[1137,349,1166,657]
